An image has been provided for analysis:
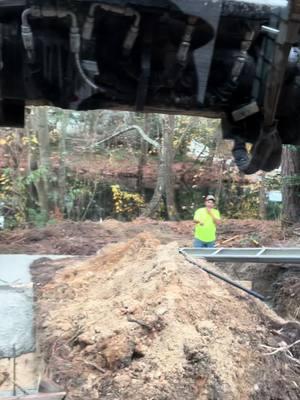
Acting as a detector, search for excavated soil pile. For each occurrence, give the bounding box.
[32,233,300,400]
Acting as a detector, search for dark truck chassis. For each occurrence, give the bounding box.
[1,0,300,173]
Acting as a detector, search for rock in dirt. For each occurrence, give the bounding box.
[32,233,300,400]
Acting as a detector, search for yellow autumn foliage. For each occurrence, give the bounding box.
[111,184,144,218]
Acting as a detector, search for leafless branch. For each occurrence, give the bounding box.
[261,339,300,365]
[92,125,160,149]
[83,361,105,373]
[261,339,300,355]
[127,316,152,331]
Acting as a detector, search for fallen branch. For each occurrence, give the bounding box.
[220,235,240,245]
[127,317,152,331]
[286,353,300,365]
[92,125,160,149]
[67,328,84,346]
[261,339,300,355]
[83,361,105,373]
[261,339,300,365]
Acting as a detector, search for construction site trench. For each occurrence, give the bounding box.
[0,219,299,399]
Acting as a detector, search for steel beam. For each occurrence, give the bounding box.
[179,247,300,264]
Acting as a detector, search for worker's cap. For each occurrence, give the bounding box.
[205,195,215,201]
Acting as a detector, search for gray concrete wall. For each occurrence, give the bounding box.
[0,255,69,358]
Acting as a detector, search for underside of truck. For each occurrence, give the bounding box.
[0,0,300,173]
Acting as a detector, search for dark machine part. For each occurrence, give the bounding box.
[0,0,299,174]
[229,0,300,174]
[0,10,25,126]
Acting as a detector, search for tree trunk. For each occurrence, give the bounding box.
[281,145,300,226]
[215,159,225,204]
[35,106,51,220]
[92,111,103,141]
[137,115,149,192]
[142,153,165,217]
[26,108,38,205]
[142,115,179,220]
[57,112,68,214]
[205,128,219,166]
[163,115,179,221]
[259,172,267,220]
[142,117,164,217]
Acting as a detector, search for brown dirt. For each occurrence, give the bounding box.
[31,234,300,400]
[272,271,300,321]
[1,217,298,325]
[1,218,299,398]
[0,218,286,255]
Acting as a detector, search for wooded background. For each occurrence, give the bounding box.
[0,106,298,229]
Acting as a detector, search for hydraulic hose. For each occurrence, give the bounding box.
[82,3,141,56]
[21,8,35,61]
[21,7,106,93]
[179,249,265,301]
[21,8,31,26]
[74,53,105,93]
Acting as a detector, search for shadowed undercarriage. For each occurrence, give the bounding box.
[1,0,300,173]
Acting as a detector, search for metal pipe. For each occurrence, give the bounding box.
[82,3,141,55]
[177,16,197,66]
[12,345,16,396]
[231,30,255,82]
[96,4,140,23]
[23,7,77,28]
[261,25,279,35]
[74,53,105,93]
[62,10,77,29]
[21,8,35,60]
[179,250,265,301]
[68,13,105,92]
[68,12,106,92]
[21,8,31,26]
[21,6,106,92]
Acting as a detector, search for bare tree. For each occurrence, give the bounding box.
[143,115,179,220]
[57,111,68,214]
[281,145,300,226]
[27,107,52,221]
[259,172,267,220]
[163,115,179,220]
[137,114,149,192]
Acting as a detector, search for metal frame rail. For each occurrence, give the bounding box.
[179,247,300,264]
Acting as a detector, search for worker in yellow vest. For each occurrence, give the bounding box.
[193,195,221,248]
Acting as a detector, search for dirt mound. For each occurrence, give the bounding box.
[218,219,285,247]
[32,233,300,400]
